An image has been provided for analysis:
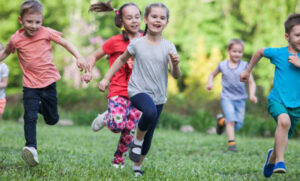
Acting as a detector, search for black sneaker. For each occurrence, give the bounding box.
[134,169,144,177]
[129,141,142,162]
[228,144,237,152]
[216,114,225,135]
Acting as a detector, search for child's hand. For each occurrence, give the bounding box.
[206,83,213,91]
[249,95,258,104]
[76,57,87,72]
[98,78,110,92]
[81,72,92,83]
[240,70,250,82]
[288,55,300,67]
[169,52,180,66]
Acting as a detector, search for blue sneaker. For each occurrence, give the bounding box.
[273,161,286,174]
[263,149,275,178]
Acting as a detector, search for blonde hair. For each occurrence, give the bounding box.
[20,0,43,17]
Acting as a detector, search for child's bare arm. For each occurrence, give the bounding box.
[168,52,181,79]
[0,77,8,89]
[0,46,11,62]
[240,48,265,82]
[206,67,220,91]
[98,50,132,91]
[248,73,257,104]
[58,38,86,71]
[82,48,106,83]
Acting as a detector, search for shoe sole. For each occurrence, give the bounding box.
[21,148,38,167]
[273,168,286,174]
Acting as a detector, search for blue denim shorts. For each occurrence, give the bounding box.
[221,98,246,131]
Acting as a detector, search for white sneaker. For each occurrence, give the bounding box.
[91,111,107,132]
[21,147,39,167]
[112,163,125,169]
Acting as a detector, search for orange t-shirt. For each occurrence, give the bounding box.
[7,26,62,88]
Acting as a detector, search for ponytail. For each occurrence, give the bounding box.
[90,1,141,41]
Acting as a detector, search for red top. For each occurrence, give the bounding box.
[102,34,138,98]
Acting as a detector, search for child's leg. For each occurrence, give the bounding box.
[23,87,41,149]
[39,83,59,125]
[106,96,128,133]
[112,104,141,165]
[269,113,290,163]
[129,93,160,162]
[221,99,237,148]
[0,98,6,119]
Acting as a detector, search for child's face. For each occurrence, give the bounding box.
[121,6,141,35]
[18,12,43,37]
[228,44,243,63]
[286,24,300,52]
[145,7,168,35]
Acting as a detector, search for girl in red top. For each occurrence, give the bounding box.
[82,1,142,169]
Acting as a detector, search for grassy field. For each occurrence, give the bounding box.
[0,121,300,181]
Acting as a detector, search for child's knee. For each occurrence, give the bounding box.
[277,114,291,129]
[45,116,59,125]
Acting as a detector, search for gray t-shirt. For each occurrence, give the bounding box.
[127,37,177,105]
[218,60,248,100]
[0,63,9,99]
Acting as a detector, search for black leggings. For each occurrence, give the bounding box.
[130,93,163,155]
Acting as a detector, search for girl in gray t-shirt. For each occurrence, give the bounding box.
[98,3,181,177]
[206,39,257,152]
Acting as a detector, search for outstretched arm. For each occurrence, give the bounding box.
[0,46,11,62]
[168,52,181,79]
[206,67,220,91]
[58,38,86,71]
[98,50,132,91]
[240,48,265,82]
[248,73,257,104]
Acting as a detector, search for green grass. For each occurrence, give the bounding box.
[0,121,300,181]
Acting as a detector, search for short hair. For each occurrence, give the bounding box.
[20,0,43,17]
[285,13,300,34]
[227,39,244,50]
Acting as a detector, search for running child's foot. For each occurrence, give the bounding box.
[134,169,144,177]
[112,162,125,169]
[228,144,237,152]
[91,112,107,131]
[273,161,286,174]
[216,114,225,135]
[263,149,275,178]
[129,139,143,162]
[21,147,39,167]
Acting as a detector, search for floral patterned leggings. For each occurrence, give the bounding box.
[106,96,141,165]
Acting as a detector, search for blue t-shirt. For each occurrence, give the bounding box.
[218,60,248,100]
[264,47,300,108]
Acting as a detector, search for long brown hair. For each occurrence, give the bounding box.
[90,0,141,41]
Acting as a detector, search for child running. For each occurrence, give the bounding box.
[82,1,142,169]
[98,3,181,177]
[0,0,85,166]
[206,39,257,152]
[0,43,9,119]
[240,13,300,177]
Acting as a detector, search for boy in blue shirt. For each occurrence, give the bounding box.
[240,13,300,178]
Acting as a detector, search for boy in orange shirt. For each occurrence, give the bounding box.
[0,0,85,166]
